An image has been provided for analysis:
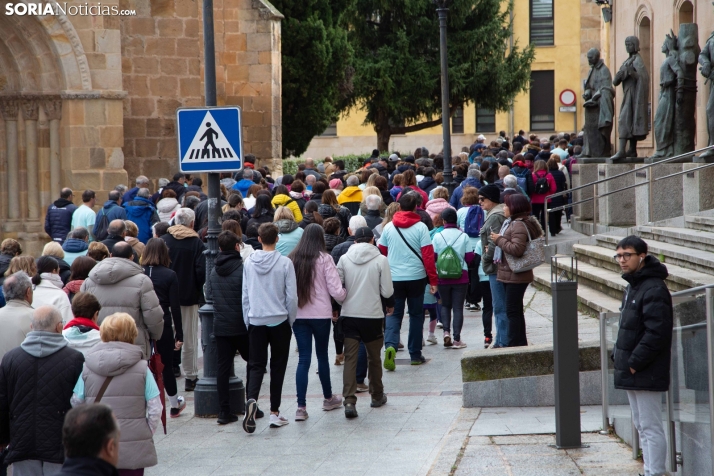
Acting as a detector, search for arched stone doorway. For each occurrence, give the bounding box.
[0,4,127,255]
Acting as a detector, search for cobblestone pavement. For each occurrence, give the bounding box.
[146,287,640,476]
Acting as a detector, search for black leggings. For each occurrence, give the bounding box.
[479,280,493,338]
[157,323,178,397]
[503,282,529,347]
[216,335,249,414]
[246,321,292,413]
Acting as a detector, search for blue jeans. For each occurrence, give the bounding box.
[385,279,426,361]
[293,319,332,407]
[357,341,367,384]
[489,274,508,347]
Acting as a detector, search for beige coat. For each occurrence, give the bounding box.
[80,257,164,358]
[83,341,157,470]
[0,300,33,360]
[494,216,543,284]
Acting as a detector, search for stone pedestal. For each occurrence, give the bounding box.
[683,163,714,214]
[635,165,683,225]
[571,164,599,220]
[596,164,636,226]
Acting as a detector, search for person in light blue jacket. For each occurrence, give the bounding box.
[273,206,304,257]
[432,209,474,349]
[474,240,493,348]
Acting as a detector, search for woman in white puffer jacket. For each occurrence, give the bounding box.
[156,189,181,222]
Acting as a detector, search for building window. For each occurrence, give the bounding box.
[452,107,464,134]
[530,0,554,46]
[679,1,693,25]
[476,108,496,133]
[320,122,337,136]
[530,70,554,131]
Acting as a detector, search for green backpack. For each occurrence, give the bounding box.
[436,234,464,279]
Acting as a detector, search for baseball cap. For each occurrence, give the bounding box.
[353,227,374,243]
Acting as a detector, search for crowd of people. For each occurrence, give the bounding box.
[0,134,584,474]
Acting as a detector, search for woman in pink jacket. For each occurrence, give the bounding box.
[288,224,347,421]
[425,187,455,221]
[530,160,557,231]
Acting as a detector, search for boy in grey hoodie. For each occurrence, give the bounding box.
[242,223,298,432]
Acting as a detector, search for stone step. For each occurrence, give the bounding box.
[573,244,714,292]
[685,215,714,232]
[638,226,714,254]
[532,265,622,315]
[596,233,714,276]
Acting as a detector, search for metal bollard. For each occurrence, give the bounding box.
[550,256,584,449]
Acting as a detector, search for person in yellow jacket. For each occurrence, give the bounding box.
[272,186,303,222]
[337,175,363,216]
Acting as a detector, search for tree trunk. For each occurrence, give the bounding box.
[375,111,391,152]
[377,128,391,153]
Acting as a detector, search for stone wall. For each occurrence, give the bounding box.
[120,0,283,183]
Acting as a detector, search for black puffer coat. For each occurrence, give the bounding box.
[209,251,246,336]
[0,253,13,286]
[324,234,344,253]
[44,199,78,244]
[613,256,673,391]
[0,344,84,465]
[318,204,351,240]
[331,236,356,265]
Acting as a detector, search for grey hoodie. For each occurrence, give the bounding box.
[21,331,68,358]
[242,250,298,327]
[336,243,394,318]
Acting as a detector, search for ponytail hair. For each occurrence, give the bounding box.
[303,201,323,226]
[33,255,59,286]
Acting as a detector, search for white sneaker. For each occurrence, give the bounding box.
[436,321,443,329]
[269,413,289,428]
[451,341,468,349]
[426,334,438,345]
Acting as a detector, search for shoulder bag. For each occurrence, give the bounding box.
[504,220,545,273]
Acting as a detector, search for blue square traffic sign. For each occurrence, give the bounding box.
[176,106,243,173]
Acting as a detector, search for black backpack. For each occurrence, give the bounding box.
[93,208,110,241]
[534,174,550,195]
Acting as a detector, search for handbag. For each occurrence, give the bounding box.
[504,220,545,273]
[148,340,167,434]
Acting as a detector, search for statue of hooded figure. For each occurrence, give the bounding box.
[611,36,651,161]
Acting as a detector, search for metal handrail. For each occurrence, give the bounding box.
[543,144,714,245]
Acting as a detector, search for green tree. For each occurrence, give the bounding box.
[274,0,354,157]
[344,0,535,151]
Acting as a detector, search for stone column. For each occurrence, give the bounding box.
[0,99,20,219]
[42,97,62,200]
[21,99,40,219]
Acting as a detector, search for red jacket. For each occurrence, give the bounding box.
[530,170,556,205]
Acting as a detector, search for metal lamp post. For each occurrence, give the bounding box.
[434,0,455,195]
[194,0,245,417]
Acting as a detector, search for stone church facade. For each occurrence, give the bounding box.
[0,0,282,254]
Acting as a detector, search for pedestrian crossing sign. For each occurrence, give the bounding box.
[176,106,243,173]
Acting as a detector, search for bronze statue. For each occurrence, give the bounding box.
[580,48,614,157]
[653,32,680,158]
[699,27,714,160]
[674,23,699,157]
[611,36,650,161]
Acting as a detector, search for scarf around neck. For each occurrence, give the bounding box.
[492,218,512,264]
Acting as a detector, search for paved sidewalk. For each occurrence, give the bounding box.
[146,288,636,476]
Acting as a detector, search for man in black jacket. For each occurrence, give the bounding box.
[45,188,78,244]
[0,305,85,473]
[161,208,206,391]
[58,404,120,476]
[613,235,672,476]
[101,220,139,263]
[209,231,263,425]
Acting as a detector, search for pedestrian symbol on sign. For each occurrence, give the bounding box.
[200,122,219,158]
[176,106,242,173]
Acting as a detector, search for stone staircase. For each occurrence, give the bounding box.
[533,215,714,315]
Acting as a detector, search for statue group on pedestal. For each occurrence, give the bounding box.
[580,22,714,162]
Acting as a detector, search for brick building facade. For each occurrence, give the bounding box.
[0,0,282,254]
